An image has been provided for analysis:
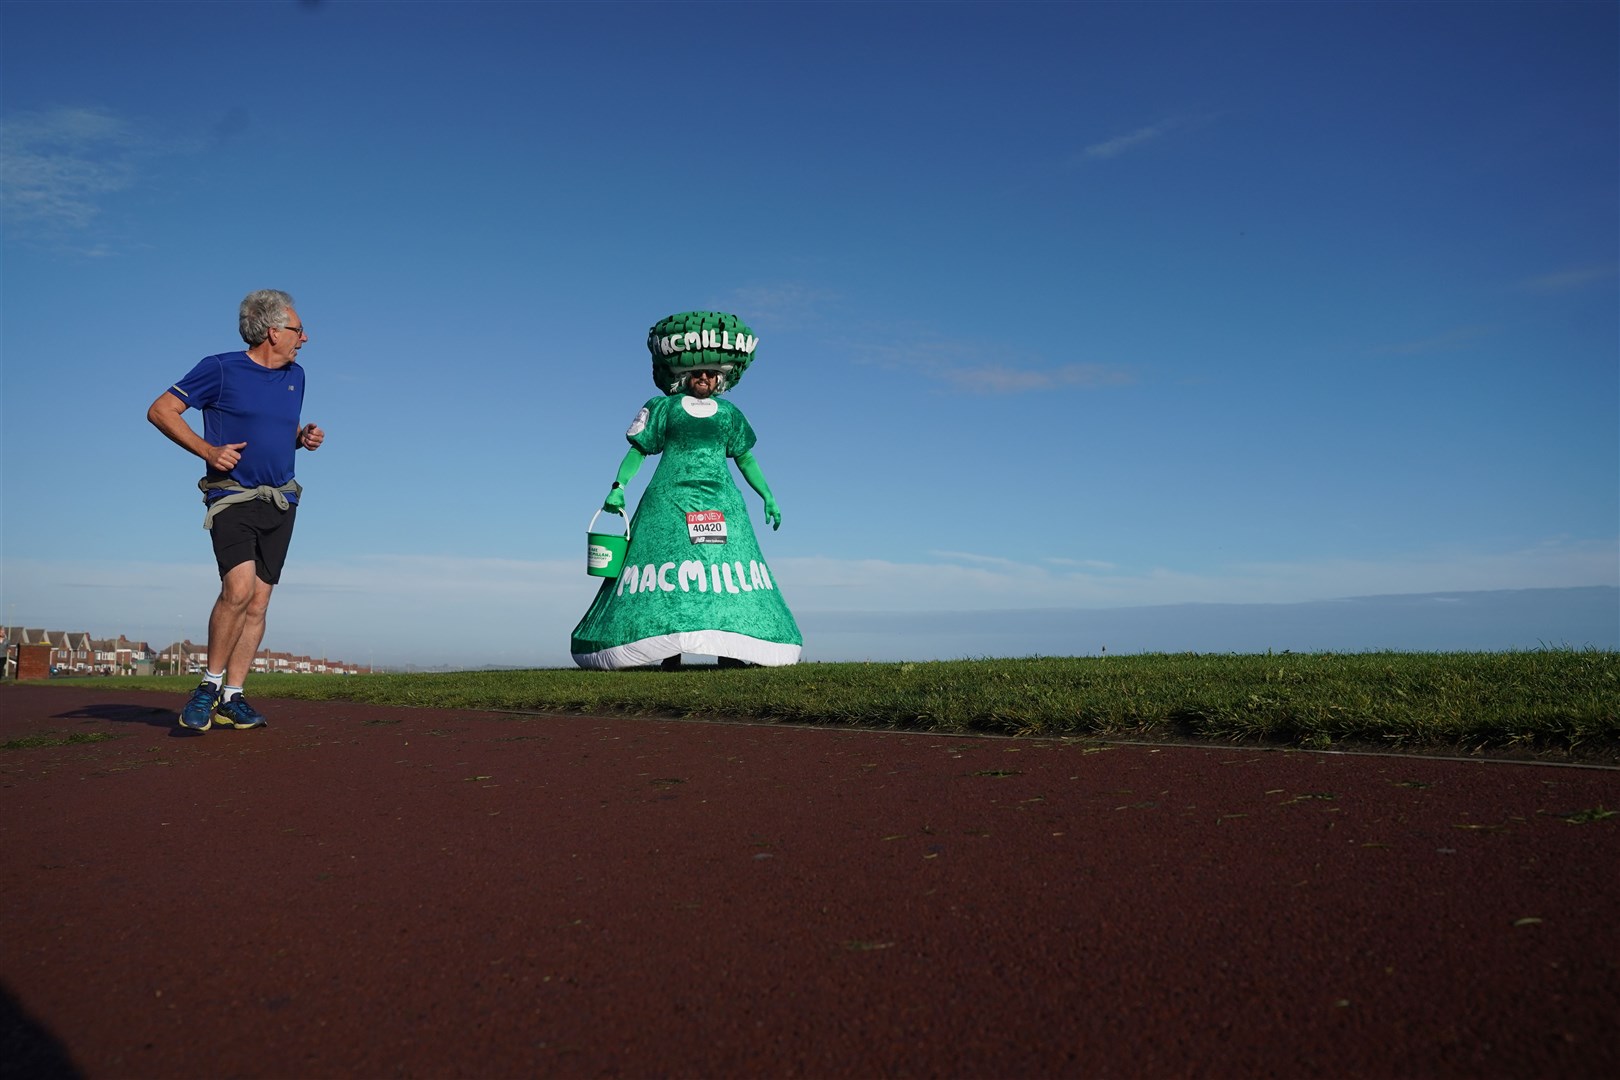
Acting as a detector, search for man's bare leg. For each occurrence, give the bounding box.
[208,561,274,686]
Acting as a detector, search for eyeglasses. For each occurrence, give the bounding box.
[278,324,306,337]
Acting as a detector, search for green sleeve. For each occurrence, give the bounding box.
[735,450,782,530]
[627,396,667,455]
[603,445,647,512]
[613,446,646,486]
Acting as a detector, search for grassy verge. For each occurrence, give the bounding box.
[29,649,1620,762]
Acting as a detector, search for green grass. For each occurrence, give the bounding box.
[1,731,119,750]
[32,649,1620,760]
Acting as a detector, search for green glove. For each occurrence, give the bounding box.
[603,485,626,513]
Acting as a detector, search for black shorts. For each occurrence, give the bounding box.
[210,500,298,584]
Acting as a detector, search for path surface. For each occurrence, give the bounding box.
[2,685,1617,1079]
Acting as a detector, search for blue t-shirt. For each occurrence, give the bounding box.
[167,352,305,502]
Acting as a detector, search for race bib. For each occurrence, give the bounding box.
[686,510,727,544]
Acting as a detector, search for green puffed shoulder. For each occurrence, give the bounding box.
[647,311,759,394]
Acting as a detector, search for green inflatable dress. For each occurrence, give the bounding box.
[570,312,802,669]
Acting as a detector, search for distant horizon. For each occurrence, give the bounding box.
[795,584,1619,663]
[8,585,1613,672]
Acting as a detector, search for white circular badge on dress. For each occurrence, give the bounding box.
[681,396,719,418]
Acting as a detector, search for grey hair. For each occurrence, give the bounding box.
[239,289,296,346]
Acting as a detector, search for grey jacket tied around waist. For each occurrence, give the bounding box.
[198,477,303,529]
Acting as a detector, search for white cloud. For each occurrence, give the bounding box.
[1044,556,1118,571]
[1517,264,1617,294]
[851,337,1133,396]
[1072,113,1221,167]
[934,362,1133,393]
[1082,122,1173,160]
[1375,325,1496,355]
[722,283,838,333]
[0,106,142,231]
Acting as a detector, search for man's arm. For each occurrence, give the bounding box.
[147,391,245,472]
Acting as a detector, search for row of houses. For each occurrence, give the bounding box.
[1,627,370,679]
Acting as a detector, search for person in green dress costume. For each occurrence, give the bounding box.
[570,312,802,670]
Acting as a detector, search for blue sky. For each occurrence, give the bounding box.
[2,0,1615,668]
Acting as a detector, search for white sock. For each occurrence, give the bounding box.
[222,685,243,702]
[204,670,225,689]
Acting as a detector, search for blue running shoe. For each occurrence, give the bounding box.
[214,695,267,730]
[178,681,219,732]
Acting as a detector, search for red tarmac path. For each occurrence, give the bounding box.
[2,684,1617,1079]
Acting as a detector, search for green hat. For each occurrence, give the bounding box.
[647,311,759,394]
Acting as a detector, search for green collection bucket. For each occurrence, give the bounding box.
[586,508,630,578]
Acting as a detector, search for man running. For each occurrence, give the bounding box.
[147,289,325,732]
